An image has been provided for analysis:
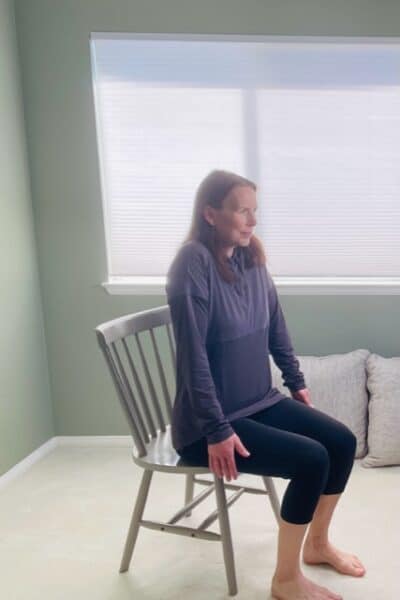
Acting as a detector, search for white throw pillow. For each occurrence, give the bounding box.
[270,349,370,459]
[362,354,400,467]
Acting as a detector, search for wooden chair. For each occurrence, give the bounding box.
[95,304,281,596]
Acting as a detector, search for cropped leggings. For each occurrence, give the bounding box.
[177,397,357,525]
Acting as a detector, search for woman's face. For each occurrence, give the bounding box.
[203,185,258,257]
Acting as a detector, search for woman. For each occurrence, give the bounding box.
[166,170,365,600]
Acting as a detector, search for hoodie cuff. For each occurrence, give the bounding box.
[206,424,234,445]
[288,379,307,393]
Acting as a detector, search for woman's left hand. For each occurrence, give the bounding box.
[291,387,314,408]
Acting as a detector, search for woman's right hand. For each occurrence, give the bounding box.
[207,433,251,481]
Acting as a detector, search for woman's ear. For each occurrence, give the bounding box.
[202,205,216,226]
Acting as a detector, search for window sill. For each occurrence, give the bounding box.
[102,276,400,295]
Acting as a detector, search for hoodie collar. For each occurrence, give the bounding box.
[227,246,244,271]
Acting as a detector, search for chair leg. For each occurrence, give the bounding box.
[184,473,195,516]
[119,469,153,573]
[213,475,238,596]
[262,476,281,524]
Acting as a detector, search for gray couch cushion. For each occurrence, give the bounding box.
[270,349,370,459]
[362,354,400,467]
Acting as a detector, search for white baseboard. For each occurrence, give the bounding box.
[0,435,132,489]
[56,435,132,447]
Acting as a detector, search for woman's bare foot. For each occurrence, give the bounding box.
[271,571,343,599]
[302,539,366,577]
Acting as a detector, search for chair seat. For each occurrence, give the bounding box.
[132,425,211,474]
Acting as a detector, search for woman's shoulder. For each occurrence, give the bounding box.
[170,240,211,272]
[180,239,210,258]
[166,240,211,299]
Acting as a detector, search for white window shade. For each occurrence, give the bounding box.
[257,87,400,276]
[90,34,400,293]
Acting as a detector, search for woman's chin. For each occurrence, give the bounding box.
[239,236,251,244]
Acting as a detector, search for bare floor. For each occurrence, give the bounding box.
[0,447,399,599]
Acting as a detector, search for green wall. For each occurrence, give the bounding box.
[4,0,399,459]
[0,0,53,476]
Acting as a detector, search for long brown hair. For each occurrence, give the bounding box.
[182,169,267,283]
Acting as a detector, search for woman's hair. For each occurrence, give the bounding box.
[181,169,267,283]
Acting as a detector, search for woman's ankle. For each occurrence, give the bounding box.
[304,533,329,548]
[272,568,302,583]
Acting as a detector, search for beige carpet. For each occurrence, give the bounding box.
[0,446,399,599]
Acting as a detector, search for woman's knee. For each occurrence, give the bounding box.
[335,423,357,459]
[296,440,330,479]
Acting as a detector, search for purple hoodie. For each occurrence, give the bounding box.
[166,240,306,452]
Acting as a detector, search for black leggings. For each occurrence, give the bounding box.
[177,397,357,525]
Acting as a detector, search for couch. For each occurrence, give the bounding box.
[270,349,400,467]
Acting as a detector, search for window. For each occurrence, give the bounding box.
[90,34,400,295]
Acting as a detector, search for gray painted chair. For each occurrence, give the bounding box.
[95,304,281,596]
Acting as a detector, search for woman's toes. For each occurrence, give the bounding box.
[324,588,342,599]
[352,561,365,575]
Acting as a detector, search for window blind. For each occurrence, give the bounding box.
[90,34,400,280]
